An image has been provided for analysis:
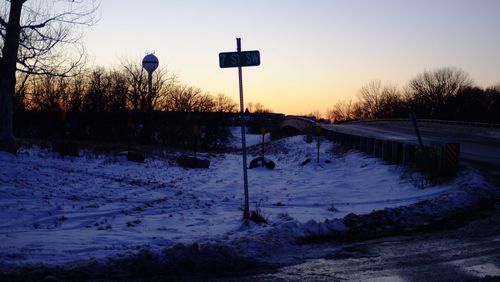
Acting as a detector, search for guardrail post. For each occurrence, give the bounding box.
[440,143,460,177]
[403,144,414,165]
[390,141,397,163]
[382,140,392,161]
[394,142,401,163]
[354,136,361,150]
[374,139,381,157]
[366,138,374,154]
[360,137,366,152]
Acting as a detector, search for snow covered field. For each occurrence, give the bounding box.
[0,134,485,267]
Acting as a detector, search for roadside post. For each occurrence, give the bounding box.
[60,110,67,154]
[409,112,425,154]
[127,114,133,154]
[193,125,199,160]
[61,110,67,143]
[316,125,321,163]
[410,112,429,187]
[260,127,266,162]
[219,38,260,220]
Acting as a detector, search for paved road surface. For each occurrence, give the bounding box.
[229,207,500,281]
[323,121,500,185]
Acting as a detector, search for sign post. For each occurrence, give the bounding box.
[316,125,321,163]
[219,38,260,220]
[261,127,266,162]
[193,125,199,160]
[127,115,133,153]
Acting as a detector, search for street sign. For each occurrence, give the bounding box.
[219,38,261,220]
[219,50,260,68]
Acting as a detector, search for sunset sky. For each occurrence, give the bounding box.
[84,0,500,115]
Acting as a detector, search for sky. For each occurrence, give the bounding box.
[83,0,500,115]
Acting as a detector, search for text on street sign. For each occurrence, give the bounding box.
[219,50,260,68]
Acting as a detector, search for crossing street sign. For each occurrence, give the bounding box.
[219,50,260,68]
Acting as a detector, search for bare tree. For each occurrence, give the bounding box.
[81,67,108,112]
[213,93,237,113]
[326,100,356,123]
[27,74,70,111]
[245,101,272,113]
[106,69,128,112]
[306,110,322,120]
[14,72,29,110]
[245,102,253,113]
[121,60,176,112]
[377,87,406,118]
[195,93,215,112]
[492,83,500,92]
[358,80,403,119]
[253,102,271,113]
[358,80,383,119]
[166,84,214,112]
[66,73,87,112]
[407,67,473,117]
[0,0,98,151]
[80,67,130,112]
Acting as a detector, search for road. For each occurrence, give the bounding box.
[322,121,500,185]
[227,207,500,281]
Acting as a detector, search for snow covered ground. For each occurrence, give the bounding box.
[227,126,271,148]
[0,133,487,267]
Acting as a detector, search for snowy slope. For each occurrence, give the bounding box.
[0,135,486,266]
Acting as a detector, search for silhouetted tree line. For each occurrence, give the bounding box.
[14,62,239,114]
[326,67,500,123]
[12,63,284,149]
[14,108,285,151]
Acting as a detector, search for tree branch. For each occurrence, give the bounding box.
[0,15,7,27]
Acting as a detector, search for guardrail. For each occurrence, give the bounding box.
[343,118,500,129]
[321,127,460,182]
[281,116,316,133]
[281,116,462,181]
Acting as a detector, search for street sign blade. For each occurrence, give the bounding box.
[219,50,260,68]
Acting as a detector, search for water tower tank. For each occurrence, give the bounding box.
[142,54,159,73]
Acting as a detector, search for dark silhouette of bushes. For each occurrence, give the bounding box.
[13,111,285,151]
[327,67,500,123]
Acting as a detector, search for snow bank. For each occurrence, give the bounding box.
[227,126,271,149]
[0,135,494,273]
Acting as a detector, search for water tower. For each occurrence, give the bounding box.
[142,54,159,99]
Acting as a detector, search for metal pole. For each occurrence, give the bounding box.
[317,134,320,163]
[127,121,131,153]
[316,125,320,163]
[409,112,425,153]
[237,38,250,220]
[410,112,429,187]
[261,133,265,161]
[194,135,197,159]
[148,72,153,104]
